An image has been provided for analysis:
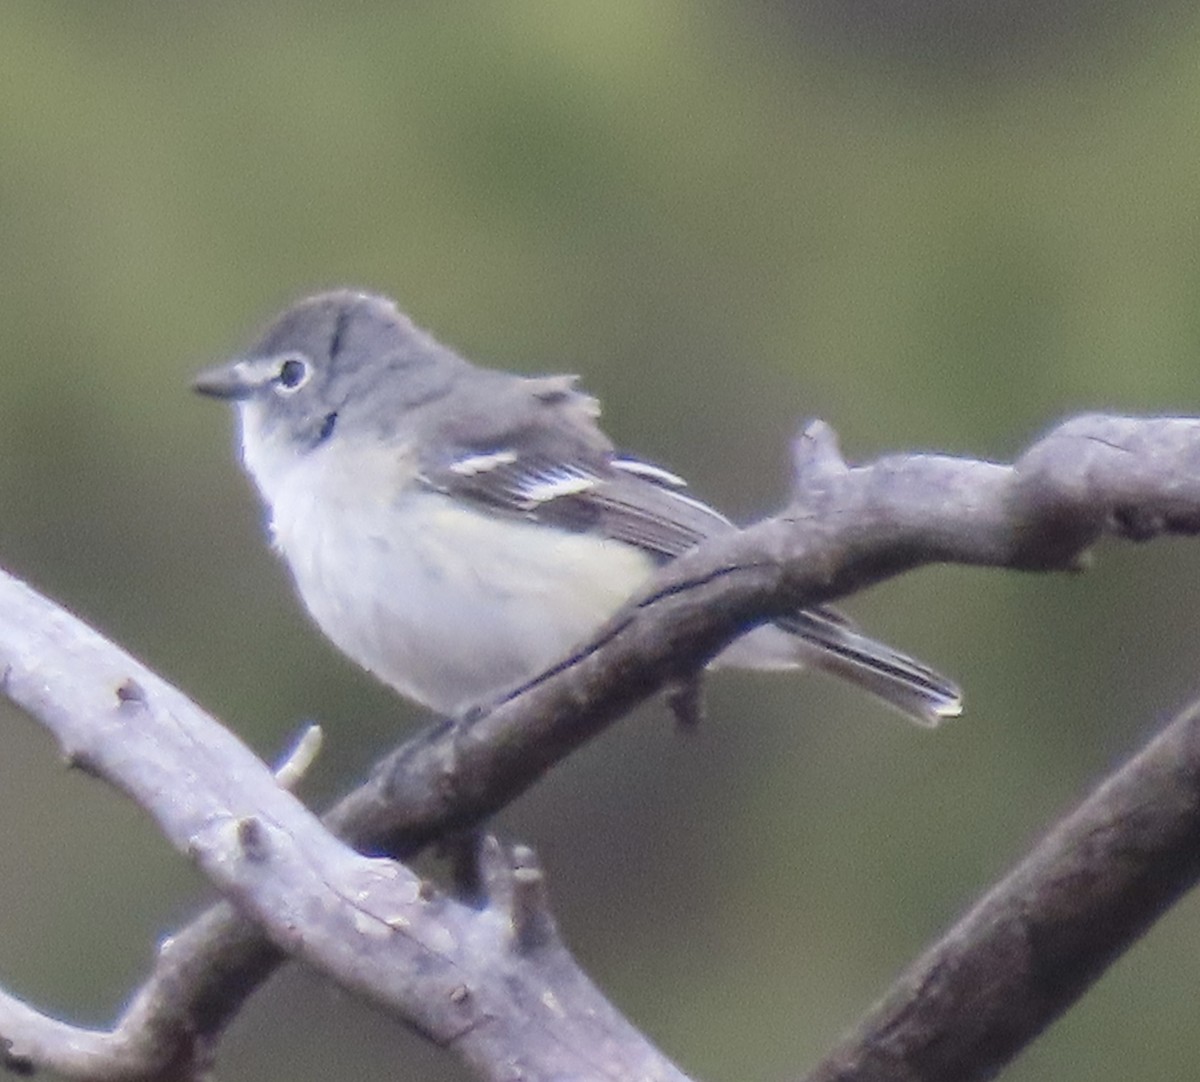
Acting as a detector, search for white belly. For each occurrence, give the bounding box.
[261,441,656,714]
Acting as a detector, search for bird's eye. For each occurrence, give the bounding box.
[275,355,311,393]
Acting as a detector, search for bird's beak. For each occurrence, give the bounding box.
[192,358,271,400]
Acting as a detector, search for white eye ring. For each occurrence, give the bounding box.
[274,354,312,394]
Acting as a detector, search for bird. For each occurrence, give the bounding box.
[193,290,961,725]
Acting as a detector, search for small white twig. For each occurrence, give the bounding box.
[273,724,324,791]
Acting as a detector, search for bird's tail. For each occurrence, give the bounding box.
[716,607,962,727]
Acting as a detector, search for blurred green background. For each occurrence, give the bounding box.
[1,3,1199,1080]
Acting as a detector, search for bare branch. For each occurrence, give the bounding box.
[0,976,208,1082]
[801,695,1200,1082]
[3,412,1200,1078]
[337,413,1200,853]
[0,571,690,1082]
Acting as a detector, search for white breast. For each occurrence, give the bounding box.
[241,415,656,714]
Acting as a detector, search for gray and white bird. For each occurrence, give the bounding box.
[194,290,961,725]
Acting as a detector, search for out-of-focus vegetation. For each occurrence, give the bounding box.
[1,4,1199,1080]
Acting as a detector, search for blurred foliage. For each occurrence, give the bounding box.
[1,3,1199,1080]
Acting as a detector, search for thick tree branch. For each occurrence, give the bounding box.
[0,573,690,1082]
[337,413,1200,853]
[801,694,1200,1082]
[3,412,1200,1079]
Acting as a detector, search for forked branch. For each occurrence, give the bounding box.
[1,413,1199,1081]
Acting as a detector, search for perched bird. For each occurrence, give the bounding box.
[194,291,961,725]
